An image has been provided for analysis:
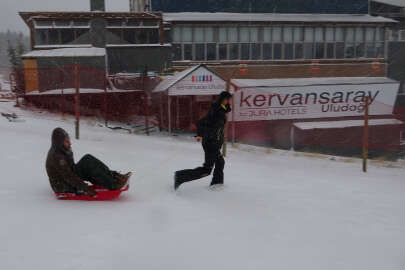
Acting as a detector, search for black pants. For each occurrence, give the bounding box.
[74,154,117,190]
[175,140,225,186]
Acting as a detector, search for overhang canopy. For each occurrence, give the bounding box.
[164,12,397,24]
[294,119,404,130]
[153,65,228,96]
[22,47,106,58]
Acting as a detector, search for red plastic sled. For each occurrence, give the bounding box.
[56,184,129,201]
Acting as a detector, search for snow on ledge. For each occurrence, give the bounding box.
[25,88,143,96]
[294,119,404,130]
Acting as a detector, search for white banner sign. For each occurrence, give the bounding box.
[232,83,399,121]
[170,67,227,96]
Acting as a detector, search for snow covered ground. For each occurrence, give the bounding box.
[0,101,404,270]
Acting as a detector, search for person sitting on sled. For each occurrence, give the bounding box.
[174,91,232,190]
[46,128,131,197]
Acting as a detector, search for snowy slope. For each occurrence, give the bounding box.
[0,101,404,270]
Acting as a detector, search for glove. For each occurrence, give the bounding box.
[87,189,98,198]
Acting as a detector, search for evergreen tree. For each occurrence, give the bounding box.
[7,40,18,68]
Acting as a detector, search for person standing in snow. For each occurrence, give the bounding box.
[174,91,232,190]
[46,128,131,197]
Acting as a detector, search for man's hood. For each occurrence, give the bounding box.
[51,128,70,149]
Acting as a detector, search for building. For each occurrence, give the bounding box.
[370,0,405,118]
[19,0,171,75]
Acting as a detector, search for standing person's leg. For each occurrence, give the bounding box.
[74,154,118,190]
[211,151,225,186]
[175,140,217,185]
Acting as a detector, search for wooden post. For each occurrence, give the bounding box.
[232,86,236,145]
[103,73,108,126]
[168,95,172,135]
[362,97,370,173]
[144,92,150,136]
[74,63,80,140]
[222,79,231,157]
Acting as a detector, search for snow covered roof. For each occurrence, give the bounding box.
[372,0,405,8]
[22,47,106,58]
[154,65,202,93]
[232,77,398,89]
[294,119,404,130]
[164,12,397,23]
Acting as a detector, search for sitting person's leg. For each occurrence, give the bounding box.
[74,154,120,190]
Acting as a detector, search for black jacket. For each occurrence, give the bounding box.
[46,128,91,193]
[196,102,231,146]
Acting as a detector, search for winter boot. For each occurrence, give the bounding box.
[115,172,132,190]
[174,172,183,190]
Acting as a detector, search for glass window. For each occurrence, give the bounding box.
[35,20,53,27]
[263,43,272,60]
[335,27,344,42]
[284,27,293,42]
[172,27,181,42]
[376,28,384,41]
[336,42,345,59]
[295,43,303,59]
[61,29,74,44]
[325,27,334,42]
[136,30,148,44]
[73,20,90,27]
[272,27,282,42]
[148,29,159,43]
[241,43,250,60]
[376,42,384,58]
[240,27,250,42]
[55,20,71,27]
[304,43,314,59]
[184,44,192,60]
[294,27,303,42]
[219,44,228,60]
[107,19,123,27]
[274,43,282,59]
[124,29,136,43]
[143,21,157,27]
[252,43,261,60]
[356,43,365,58]
[263,27,271,42]
[304,28,314,42]
[205,27,215,42]
[182,27,192,42]
[251,28,259,42]
[315,27,323,42]
[127,19,140,26]
[346,28,355,42]
[315,43,324,59]
[75,29,89,39]
[219,27,227,42]
[356,27,364,42]
[207,43,216,60]
[173,44,182,60]
[345,43,355,58]
[35,29,48,45]
[365,27,375,42]
[229,27,238,42]
[285,44,294,60]
[49,29,60,44]
[230,43,239,60]
[194,27,204,43]
[326,43,334,58]
[195,44,205,61]
[366,43,376,58]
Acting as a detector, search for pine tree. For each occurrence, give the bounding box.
[7,40,18,68]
